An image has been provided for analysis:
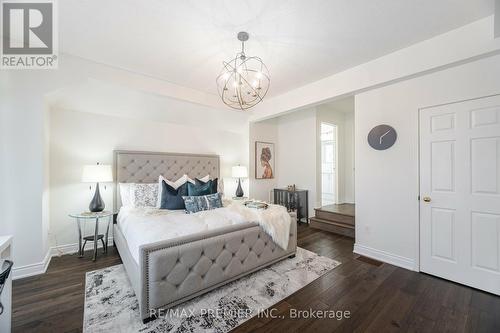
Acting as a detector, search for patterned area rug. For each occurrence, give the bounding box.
[84,247,340,333]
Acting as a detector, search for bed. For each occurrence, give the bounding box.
[112,150,297,322]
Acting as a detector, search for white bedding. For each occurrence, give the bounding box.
[117,203,291,263]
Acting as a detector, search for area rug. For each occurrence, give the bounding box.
[84,247,340,333]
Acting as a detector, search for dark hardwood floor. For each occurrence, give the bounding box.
[12,248,122,333]
[12,224,500,332]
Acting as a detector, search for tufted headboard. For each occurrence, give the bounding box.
[113,150,220,209]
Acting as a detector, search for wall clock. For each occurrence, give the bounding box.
[367,124,397,150]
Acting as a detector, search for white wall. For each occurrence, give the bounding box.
[276,108,318,214]
[0,54,250,278]
[3,15,499,278]
[316,100,355,204]
[251,16,500,121]
[249,108,318,214]
[344,111,355,202]
[355,54,500,270]
[249,119,278,202]
[0,72,68,278]
[495,0,499,38]
[249,102,355,215]
[49,105,249,249]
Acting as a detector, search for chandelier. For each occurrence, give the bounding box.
[216,32,270,110]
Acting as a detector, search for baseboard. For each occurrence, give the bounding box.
[12,249,52,280]
[50,237,113,257]
[12,237,113,280]
[353,243,417,271]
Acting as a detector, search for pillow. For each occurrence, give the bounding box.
[119,183,133,206]
[199,174,210,183]
[160,174,188,189]
[186,174,209,184]
[131,183,158,208]
[157,175,188,207]
[160,180,188,210]
[195,177,218,194]
[187,181,212,196]
[183,193,223,214]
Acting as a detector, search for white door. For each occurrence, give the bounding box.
[420,94,500,295]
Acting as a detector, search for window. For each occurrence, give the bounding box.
[321,123,337,206]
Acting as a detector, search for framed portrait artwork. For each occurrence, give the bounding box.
[255,141,275,179]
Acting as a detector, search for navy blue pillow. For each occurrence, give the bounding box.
[187,181,212,196]
[195,178,218,194]
[160,181,187,210]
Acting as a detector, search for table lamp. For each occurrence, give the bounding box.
[82,163,113,212]
[232,165,248,197]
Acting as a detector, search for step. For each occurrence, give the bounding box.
[314,209,355,226]
[310,217,355,238]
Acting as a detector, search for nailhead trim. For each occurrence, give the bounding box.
[135,214,295,319]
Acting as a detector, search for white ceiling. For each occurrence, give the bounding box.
[60,0,494,98]
[47,79,250,132]
[321,97,354,114]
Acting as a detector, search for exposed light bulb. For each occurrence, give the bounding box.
[216,31,269,110]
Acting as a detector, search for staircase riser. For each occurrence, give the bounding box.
[315,210,355,226]
[310,218,355,238]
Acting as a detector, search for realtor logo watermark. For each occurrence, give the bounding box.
[1,0,58,69]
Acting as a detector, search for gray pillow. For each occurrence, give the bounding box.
[132,183,158,208]
[183,193,223,214]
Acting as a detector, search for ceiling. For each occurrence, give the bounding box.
[321,96,354,114]
[60,0,494,98]
[47,79,250,132]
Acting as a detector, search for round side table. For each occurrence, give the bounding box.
[69,211,115,261]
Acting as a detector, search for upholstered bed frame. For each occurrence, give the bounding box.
[113,150,297,322]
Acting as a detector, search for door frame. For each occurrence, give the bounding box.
[417,93,500,272]
[319,121,339,206]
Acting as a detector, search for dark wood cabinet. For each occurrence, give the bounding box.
[273,188,308,223]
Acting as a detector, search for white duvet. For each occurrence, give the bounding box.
[117,203,291,263]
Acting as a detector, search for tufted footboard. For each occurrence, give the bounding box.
[115,220,297,322]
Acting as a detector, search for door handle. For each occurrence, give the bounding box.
[422,196,431,202]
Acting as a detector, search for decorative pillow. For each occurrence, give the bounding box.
[186,174,209,184]
[131,183,158,208]
[160,180,188,210]
[160,174,188,189]
[187,181,212,196]
[119,183,133,206]
[157,175,188,207]
[199,174,210,183]
[183,193,223,214]
[195,177,218,194]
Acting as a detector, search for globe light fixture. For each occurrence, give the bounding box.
[216,32,270,110]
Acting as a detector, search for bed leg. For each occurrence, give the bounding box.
[288,254,296,259]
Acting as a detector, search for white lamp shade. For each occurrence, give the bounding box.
[82,164,113,183]
[232,165,248,178]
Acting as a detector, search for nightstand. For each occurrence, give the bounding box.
[69,211,115,261]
